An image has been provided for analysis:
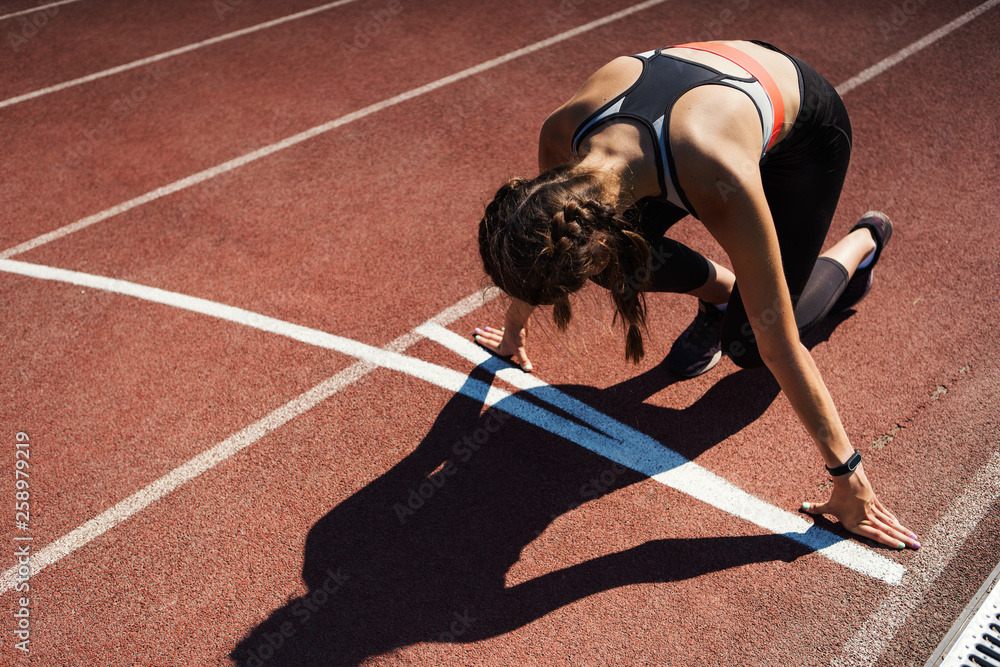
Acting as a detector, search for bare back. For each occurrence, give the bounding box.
[538,41,803,200]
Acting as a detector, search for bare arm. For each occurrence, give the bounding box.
[538,111,574,171]
[674,87,918,549]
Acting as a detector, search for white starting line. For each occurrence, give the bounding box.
[3,1,1000,662]
[0,258,905,591]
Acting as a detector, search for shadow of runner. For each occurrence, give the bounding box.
[230,352,825,666]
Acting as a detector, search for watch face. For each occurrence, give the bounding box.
[827,450,861,476]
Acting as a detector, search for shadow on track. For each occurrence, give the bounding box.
[230,313,851,666]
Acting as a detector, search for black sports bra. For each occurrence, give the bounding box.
[571,43,784,215]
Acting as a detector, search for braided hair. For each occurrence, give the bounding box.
[479,165,652,363]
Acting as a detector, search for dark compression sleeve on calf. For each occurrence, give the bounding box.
[645,236,712,293]
[588,236,711,295]
[722,257,851,369]
[793,257,849,332]
[588,197,712,295]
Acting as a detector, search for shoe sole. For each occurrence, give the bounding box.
[669,349,722,378]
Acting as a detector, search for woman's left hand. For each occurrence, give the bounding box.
[802,464,920,550]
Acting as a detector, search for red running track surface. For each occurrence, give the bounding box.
[1,0,999,665]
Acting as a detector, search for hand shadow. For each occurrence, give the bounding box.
[230,312,854,666]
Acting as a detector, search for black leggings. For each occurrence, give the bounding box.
[593,46,854,369]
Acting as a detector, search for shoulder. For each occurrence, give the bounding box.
[669,84,767,216]
[538,56,643,170]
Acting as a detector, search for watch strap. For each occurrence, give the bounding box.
[826,450,862,477]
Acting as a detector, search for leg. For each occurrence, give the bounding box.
[591,198,714,295]
[685,259,735,305]
[723,55,853,369]
[821,229,877,278]
[639,214,735,377]
[792,226,878,332]
[588,235,716,294]
[593,199,736,377]
[628,200,735,302]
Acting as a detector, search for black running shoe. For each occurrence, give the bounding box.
[666,299,725,377]
[832,211,894,313]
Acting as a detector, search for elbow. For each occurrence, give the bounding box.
[755,331,806,372]
[748,304,804,367]
[725,333,798,371]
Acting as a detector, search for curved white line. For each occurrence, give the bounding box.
[417,323,906,585]
[0,259,905,585]
[0,260,501,594]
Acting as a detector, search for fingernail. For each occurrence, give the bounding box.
[484,327,491,332]
[897,542,905,549]
[474,335,480,340]
[801,502,811,510]
[913,541,921,549]
[909,534,917,540]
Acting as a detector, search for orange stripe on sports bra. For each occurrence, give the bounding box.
[673,42,785,150]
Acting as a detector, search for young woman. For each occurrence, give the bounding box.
[474,40,920,550]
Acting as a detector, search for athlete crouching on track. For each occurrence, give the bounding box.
[473,40,920,550]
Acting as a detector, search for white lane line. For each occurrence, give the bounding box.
[0,260,904,586]
[2,0,993,596]
[1,361,373,595]
[3,0,994,263]
[835,449,1000,666]
[836,0,1000,96]
[416,323,906,585]
[0,259,486,394]
[0,0,674,259]
[0,262,498,594]
[0,0,83,22]
[0,0,365,110]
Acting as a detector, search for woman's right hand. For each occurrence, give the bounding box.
[802,464,920,550]
[473,325,533,372]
